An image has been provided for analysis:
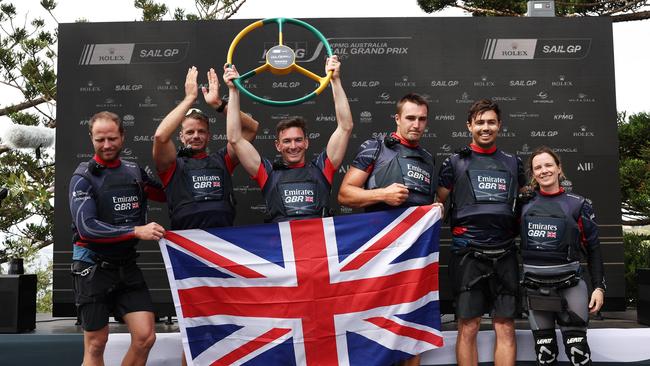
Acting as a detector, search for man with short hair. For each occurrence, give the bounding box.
[436,99,526,366]
[337,92,441,366]
[223,56,353,223]
[69,111,165,366]
[153,67,259,366]
[153,66,259,230]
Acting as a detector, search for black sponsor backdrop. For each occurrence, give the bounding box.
[54,17,623,316]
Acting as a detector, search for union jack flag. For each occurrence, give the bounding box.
[547,231,557,238]
[159,205,443,365]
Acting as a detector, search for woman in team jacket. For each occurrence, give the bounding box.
[519,146,605,366]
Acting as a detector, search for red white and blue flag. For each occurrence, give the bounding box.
[159,205,443,366]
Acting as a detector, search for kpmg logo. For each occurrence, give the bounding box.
[316,114,336,122]
[554,113,574,120]
[395,75,416,87]
[431,80,459,87]
[122,114,136,127]
[359,111,373,123]
[552,75,573,87]
[455,92,474,104]
[509,79,537,87]
[483,39,536,60]
[577,162,594,171]
[533,91,554,104]
[138,96,158,108]
[79,42,189,65]
[115,84,143,92]
[80,80,101,92]
[569,93,596,103]
[157,79,179,91]
[573,125,595,137]
[473,75,495,87]
[435,113,455,121]
[351,80,380,88]
[79,119,90,126]
[509,112,539,120]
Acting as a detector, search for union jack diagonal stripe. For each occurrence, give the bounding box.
[159,205,444,365]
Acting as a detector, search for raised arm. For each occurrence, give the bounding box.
[201,67,260,163]
[153,67,199,173]
[325,56,353,168]
[223,64,261,177]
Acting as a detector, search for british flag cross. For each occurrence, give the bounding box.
[159,205,444,366]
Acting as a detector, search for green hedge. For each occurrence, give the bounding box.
[624,232,650,305]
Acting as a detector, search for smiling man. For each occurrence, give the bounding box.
[436,99,527,366]
[153,66,259,230]
[223,56,353,223]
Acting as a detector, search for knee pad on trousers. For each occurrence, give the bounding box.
[532,329,558,365]
[562,330,591,366]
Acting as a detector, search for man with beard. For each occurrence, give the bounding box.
[153,66,259,230]
[69,111,165,366]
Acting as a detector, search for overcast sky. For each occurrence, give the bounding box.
[6,0,649,115]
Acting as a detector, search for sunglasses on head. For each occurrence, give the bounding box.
[185,108,208,119]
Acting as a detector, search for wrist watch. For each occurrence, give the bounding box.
[215,95,229,113]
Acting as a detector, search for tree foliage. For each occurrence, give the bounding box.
[134,0,247,21]
[0,1,245,266]
[0,1,57,264]
[416,0,650,21]
[618,112,650,225]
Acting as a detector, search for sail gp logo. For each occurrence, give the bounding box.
[79,42,189,65]
[482,38,591,60]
